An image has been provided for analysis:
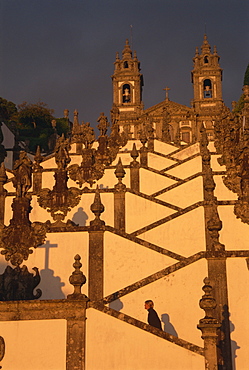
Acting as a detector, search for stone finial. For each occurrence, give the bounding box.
[195,46,199,56]
[199,277,217,320]
[115,158,125,182]
[67,254,87,300]
[122,39,132,59]
[130,143,139,162]
[90,186,105,228]
[34,145,42,162]
[64,109,69,119]
[115,52,120,61]
[201,34,211,54]
[73,109,79,126]
[198,278,220,370]
[114,158,126,192]
[34,146,42,165]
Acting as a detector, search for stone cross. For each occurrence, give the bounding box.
[163,86,170,101]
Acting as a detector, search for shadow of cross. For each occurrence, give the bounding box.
[39,240,58,270]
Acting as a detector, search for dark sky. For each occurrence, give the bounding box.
[0,0,248,128]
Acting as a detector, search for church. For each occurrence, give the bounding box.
[0,35,248,370]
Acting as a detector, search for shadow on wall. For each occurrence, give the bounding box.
[229,314,240,370]
[161,313,178,337]
[219,305,240,370]
[72,207,89,226]
[99,184,109,189]
[37,240,65,299]
[109,298,124,311]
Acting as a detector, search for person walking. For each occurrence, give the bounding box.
[144,300,162,330]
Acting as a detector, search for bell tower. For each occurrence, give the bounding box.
[111,39,143,136]
[192,35,224,114]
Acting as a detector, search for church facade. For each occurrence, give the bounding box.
[0,36,248,370]
[111,36,226,144]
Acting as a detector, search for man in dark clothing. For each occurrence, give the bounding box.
[144,300,162,330]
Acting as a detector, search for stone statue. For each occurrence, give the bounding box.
[12,151,32,197]
[97,113,109,136]
[54,135,71,170]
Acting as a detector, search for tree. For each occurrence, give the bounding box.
[55,117,71,137]
[244,64,249,86]
[17,102,56,153]
[0,97,18,122]
[0,98,71,153]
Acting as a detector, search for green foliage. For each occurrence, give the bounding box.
[55,117,70,136]
[0,97,18,122]
[233,94,245,114]
[0,98,70,153]
[244,64,249,86]
[17,101,54,129]
[17,102,55,152]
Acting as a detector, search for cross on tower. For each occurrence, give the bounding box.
[163,86,170,101]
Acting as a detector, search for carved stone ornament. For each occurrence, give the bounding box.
[12,151,32,198]
[72,111,95,149]
[0,204,47,266]
[37,135,82,222]
[69,118,128,187]
[214,104,249,224]
[0,153,47,266]
[199,277,217,320]
[68,149,105,187]
[234,199,249,223]
[107,121,128,161]
[0,265,41,301]
[38,184,82,220]
[67,254,87,300]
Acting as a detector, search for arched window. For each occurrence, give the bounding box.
[204,56,209,64]
[122,84,131,103]
[123,61,128,68]
[203,79,212,98]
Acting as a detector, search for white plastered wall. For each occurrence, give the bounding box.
[227,258,249,370]
[0,319,66,370]
[154,140,178,155]
[86,308,204,370]
[0,231,89,299]
[125,192,175,234]
[104,231,175,296]
[148,152,177,171]
[139,207,206,257]
[117,258,207,346]
[139,168,176,195]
